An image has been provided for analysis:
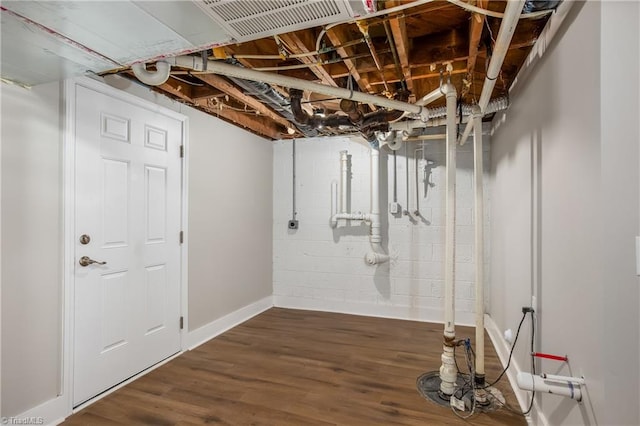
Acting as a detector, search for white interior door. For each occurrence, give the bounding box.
[72,83,183,406]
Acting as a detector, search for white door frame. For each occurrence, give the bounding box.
[62,77,189,414]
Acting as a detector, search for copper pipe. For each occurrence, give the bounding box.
[357,21,390,94]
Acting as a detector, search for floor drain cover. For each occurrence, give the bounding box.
[416,371,505,413]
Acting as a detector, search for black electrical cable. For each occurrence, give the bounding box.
[522,310,536,415]
[484,311,527,388]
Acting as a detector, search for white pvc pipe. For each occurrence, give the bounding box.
[439,82,458,396]
[392,87,444,123]
[416,87,445,106]
[540,374,586,385]
[472,106,485,380]
[458,0,526,145]
[131,61,172,86]
[330,148,388,265]
[340,150,349,214]
[330,181,338,226]
[165,56,424,117]
[365,147,389,265]
[330,212,371,229]
[517,372,583,402]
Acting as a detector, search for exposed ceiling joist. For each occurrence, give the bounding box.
[386,1,413,93]
[156,76,282,140]
[464,0,489,96]
[193,73,294,130]
[278,31,339,87]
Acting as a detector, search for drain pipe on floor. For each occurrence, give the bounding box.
[439,81,458,397]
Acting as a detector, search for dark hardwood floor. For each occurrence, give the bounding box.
[63,308,526,425]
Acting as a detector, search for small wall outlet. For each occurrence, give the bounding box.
[389,202,400,215]
[288,220,299,230]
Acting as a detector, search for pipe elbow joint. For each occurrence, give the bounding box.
[131,61,172,86]
[365,251,389,265]
[471,104,483,119]
[441,82,457,99]
[330,216,338,228]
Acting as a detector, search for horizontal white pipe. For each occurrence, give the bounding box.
[540,374,586,385]
[164,56,424,116]
[458,0,526,145]
[131,61,171,86]
[517,372,583,402]
[392,87,445,123]
[330,212,370,228]
[416,87,445,106]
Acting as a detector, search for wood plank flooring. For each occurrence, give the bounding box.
[63,308,526,425]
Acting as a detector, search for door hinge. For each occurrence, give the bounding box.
[179,231,184,244]
[180,316,184,330]
[180,145,184,158]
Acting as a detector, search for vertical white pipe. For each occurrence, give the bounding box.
[365,146,390,265]
[330,181,338,227]
[439,82,458,396]
[472,106,486,382]
[340,150,349,214]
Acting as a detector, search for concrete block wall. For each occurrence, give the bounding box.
[273,133,490,325]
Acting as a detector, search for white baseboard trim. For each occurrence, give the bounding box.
[484,314,547,426]
[273,296,476,326]
[8,394,67,426]
[186,296,273,350]
[9,296,274,425]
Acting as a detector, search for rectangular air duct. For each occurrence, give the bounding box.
[193,0,370,42]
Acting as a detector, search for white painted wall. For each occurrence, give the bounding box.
[490,2,639,425]
[272,134,490,324]
[1,81,63,418]
[0,76,273,417]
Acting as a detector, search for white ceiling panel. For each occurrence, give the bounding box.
[2,1,197,65]
[1,11,118,86]
[132,1,232,49]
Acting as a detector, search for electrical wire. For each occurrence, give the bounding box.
[484,311,527,388]
[480,309,536,416]
[522,310,536,415]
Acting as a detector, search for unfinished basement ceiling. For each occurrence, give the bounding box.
[1,0,556,140]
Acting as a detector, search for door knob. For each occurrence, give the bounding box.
[79,256,107,267]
